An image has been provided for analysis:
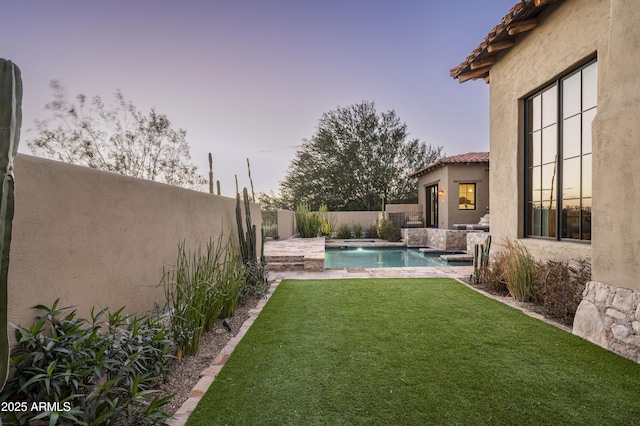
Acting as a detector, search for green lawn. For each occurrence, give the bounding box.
[186,278,640,425]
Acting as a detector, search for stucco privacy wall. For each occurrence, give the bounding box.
[276,209,296,240]
[332,211,380,230]
[487,0,605,263]
[9,154,261,335]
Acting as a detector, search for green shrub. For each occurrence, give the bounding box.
[481,250,509,294]
[318,204,336,237]
[501,239,540,303]
[0,300,174,425]
[377,218,402,242]
[365,224,379,239]
[240,259,270,300]
[295,203,322,238]
[353,223,363,239]
[163,235,242,356]
[337,224,352,239]
[538,258,590,324]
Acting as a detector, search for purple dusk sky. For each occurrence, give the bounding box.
[3,0,515,196]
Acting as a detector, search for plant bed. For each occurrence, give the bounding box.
[156,295,262,417]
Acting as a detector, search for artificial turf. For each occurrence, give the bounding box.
[186,278,640,425]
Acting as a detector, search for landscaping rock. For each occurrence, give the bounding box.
[574,281,640,362]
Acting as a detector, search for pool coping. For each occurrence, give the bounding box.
[266,238,472,272]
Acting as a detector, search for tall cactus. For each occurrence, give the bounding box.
[246,158,255,202]
[472,235,492,284]
[208,153,213,194]
[0,59,22,390]
[235,187,257,264]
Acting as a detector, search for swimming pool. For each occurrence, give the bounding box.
[324,247,468,268]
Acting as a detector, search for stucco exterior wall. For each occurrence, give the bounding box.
[488,0,608,263]
[416,166,447,228]
[9,154,261,333]
[590,0,640,289]
[416,163,489,229]
[445,163,489,228]
[276,209,296,240]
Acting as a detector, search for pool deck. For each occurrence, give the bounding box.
[263,237,474,279]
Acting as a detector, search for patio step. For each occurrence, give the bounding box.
[264,255,304,264]
[440,254,473,262]
[266,261,305,272]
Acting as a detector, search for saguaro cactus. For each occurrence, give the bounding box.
[0,58,22,390]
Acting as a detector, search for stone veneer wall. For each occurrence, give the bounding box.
[403,228,479,251]
[574,281,640,362]
[403,228,429,247]
[466,232,491,255]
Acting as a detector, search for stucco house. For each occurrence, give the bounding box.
[409,152,489,230]
[452,0,640,361]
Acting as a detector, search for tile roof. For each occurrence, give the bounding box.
[450,0,560,83]
[409,152,489,178]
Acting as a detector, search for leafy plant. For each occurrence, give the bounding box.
[295,203,322,238]
[240,259,269,300]
[501,239,540,303]
[162,235,243,356]
[0,299,174,425]
[377,218,402,242]
[336,224,352,239]
[353,223,363,239]
[538,258,590,324]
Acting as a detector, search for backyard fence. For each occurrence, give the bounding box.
[9,154,261,339]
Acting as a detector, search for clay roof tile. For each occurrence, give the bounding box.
[409,152,490,178]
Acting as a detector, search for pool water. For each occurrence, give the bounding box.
[325,247,466,268]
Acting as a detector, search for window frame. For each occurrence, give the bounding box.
[524,58,596,243]
[458,183,477,210]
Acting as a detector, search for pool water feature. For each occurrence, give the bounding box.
[325,247,469,268]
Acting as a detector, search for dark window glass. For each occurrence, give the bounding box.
[525,60,596,241]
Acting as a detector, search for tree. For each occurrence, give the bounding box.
[28,80,206,188]
[279,101,443,211]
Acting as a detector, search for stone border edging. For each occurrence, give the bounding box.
[166,278,283,426]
